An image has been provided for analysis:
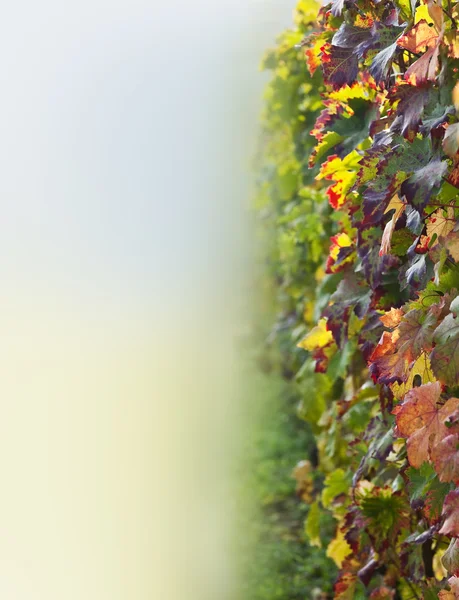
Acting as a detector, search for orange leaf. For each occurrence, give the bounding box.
[380,307,404,328]
[393,382,459,468]
[397,19,438,53]
[370,309,437,384]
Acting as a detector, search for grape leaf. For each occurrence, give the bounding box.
[442,539,459,576]
[357,226,399,289]
[389,83,434,138]
[440,490,459,537]
[426,207,456,247]
[322,468,351,508]
[323,270,372,347]
[317,151,361,208]
[431,433,459,484]
[370,309,437,384]
[393,381,459,468]
[431,313,459,386]
[297,318,333,351]
[397,20,438,53]
[406,462,438,502]
[401,156,449,209]
[327,525,353,567]
[405,43,441,84]
[390,352,435,400]
[380,307,404,328]
[333,23,372,49]
[322,45,359,89]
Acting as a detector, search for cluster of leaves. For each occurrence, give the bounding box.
[259,0,459,597]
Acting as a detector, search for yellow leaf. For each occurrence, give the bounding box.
[434,546,448,581]
[415,3,435,24]
[317,151,361,208]
[328,83,376,105]
[390,352,435,400]
[384,194,405,216]
[426,206,455,245]
[453,81,459,111]
[297,318,333,351]
[326,526,352,567]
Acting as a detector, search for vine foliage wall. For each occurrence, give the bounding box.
[259,0,459,597]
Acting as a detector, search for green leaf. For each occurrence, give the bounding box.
[322,469,351,508]
[406,462,437,502]
[431,313,459,386]
[305,501,322,548]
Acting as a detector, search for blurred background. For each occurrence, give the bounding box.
[0,0,305,599]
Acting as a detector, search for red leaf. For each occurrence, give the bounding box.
[405,44,440,84]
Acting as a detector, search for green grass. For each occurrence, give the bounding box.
[235,367,337,600]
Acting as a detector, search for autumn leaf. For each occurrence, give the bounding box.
[442,539,459,576]
[327,525,353,567]
[390,352,435,400]
[426,207,456,247]
[305,34,325,76]
[369,587,395,600]
[427,0,444,32]
[317,151,361,208]
[370,330,410,383]
[380,307,404,328]
[322,45,359,89]
[432,434,459,484]
[393,381,459,468]
[297,318,333,351]
[370,309,437,384]
[440,490,459,537]
[397,20,438,53]
[334,572,358,600]
[405,43,441,84]
[326,232,355,273]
